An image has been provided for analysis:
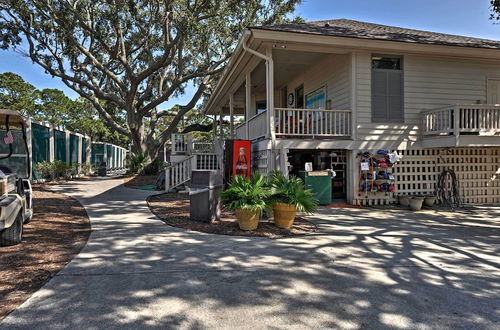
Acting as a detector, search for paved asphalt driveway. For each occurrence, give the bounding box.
[1,177,499,329]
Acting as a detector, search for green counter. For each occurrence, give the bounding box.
[298,171,332,205]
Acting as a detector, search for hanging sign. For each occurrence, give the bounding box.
[360,162,370,171]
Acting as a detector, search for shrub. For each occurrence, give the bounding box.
[220,173,270,212]
[268,170,318,213]
[126,152,148,175]
[35,161,53,180]
[34,160,72,181]
[143,159,161,175]
[81,162,93,176]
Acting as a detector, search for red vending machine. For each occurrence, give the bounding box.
[224,140,251,183]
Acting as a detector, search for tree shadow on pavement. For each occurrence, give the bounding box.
[2,177,499,329]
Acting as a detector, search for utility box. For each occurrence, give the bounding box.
[298,171,332,205]
[189,170,223,222]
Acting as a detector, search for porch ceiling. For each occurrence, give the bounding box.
[217,49,331,114]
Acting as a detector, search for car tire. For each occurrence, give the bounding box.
[0,212,23,246]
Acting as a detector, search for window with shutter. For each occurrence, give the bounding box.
[371,55,404,123]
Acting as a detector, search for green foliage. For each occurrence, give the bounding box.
[126,152,148,175]
[143,159,162,175]
[35,160,73,181]
[0,72,129,147]
[220,174,270,212]
[268,170,318,213]
[34,161,53,180]
[0,0,301,159]
[81,162,93,176]
[0,72,37,115]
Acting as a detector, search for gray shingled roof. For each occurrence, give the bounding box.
[251,19,500,50]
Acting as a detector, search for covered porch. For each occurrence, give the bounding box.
[204,36,355,142]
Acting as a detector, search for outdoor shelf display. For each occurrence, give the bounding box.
[359,151,397,195]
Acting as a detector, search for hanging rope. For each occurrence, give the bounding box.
[436,168,461,210]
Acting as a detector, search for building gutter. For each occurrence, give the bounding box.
[241,31,277,172]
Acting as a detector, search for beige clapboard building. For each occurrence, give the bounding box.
[201,19,500,205]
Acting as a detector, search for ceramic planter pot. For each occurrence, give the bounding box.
[409,197,424,211]
[273,202,297,229]
[235,209,260,231]
[399,195,410,207]
[424,196,436,207]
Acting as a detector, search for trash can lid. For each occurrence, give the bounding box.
[191,170,223,188]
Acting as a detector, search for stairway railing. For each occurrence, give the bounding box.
[164,155,194,191]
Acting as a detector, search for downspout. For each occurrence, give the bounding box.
[242,31,277,173]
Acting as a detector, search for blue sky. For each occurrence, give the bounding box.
[0,0,497,107]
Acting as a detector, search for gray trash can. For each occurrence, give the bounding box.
[98,162,107,177]
[189,170,223,222]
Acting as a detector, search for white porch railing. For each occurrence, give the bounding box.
[194,153,219,170]
[236,108,352,140]
[192,141,214,153]
[165,156,193,191]
[164,152,220,191]
[248,111,267,140]
[171,133,190,154]
[235,122,247,139]
[275,108,351,136]
[422,104,500,136]
[171,133,214,154]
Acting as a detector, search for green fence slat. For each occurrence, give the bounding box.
[91,143,104,168]
[81,138,87,163]
[31,123,50,179]
[106,144,112,170]
[69,134,79,164]
[54,130,66,162]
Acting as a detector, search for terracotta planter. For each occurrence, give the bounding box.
[424,196,436,207]
[399,195,410,207]
[235,209,260,231]
[273,203,297,229]
[409,197,424,211]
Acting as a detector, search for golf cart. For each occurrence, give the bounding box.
[0,109,33,246]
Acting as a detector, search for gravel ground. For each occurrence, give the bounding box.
[0,186,90,320]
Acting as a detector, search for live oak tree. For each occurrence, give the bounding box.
[492,1,500,20]
[0,0,301,161]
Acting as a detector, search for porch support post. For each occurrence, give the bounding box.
[229,93,234,139]
[265,46,276,171]
[350,52,358,140]
[453,105,460,146]
[347,150,359,205]
[219,107,223,139]
[212,114,217,141]
[245,73,251,140]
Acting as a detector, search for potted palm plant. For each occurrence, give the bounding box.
[220,174,269,231]
[268,171,318,229]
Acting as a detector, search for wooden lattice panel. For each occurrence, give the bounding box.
[393,147,500,205]
[356,147,500,205]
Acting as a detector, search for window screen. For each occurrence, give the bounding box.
[372,55,404,122]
